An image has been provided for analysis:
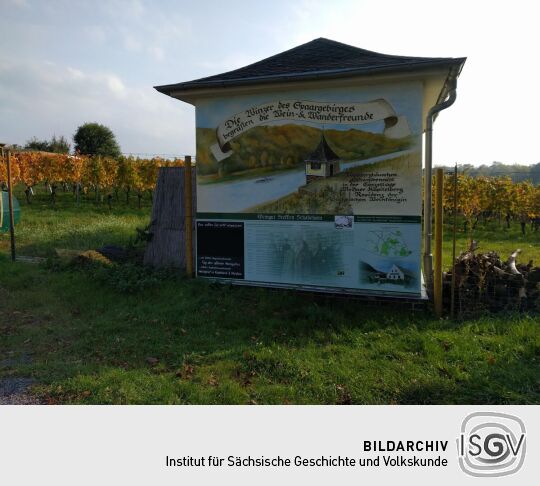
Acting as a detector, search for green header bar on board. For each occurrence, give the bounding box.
[196,213,421,223]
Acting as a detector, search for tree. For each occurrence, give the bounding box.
[24,135,70,154]
[24,137,50,152]
[49,135,71,154]
[73,123,121,157]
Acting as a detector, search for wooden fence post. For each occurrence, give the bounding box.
[184,156,193,277]
[5,148,16,261]
[433,168,444,317]
[450,165,458,319]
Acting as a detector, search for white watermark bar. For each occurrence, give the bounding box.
[0,406,536,485]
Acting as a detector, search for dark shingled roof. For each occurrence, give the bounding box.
[155,38,465,95]
[305,134,340,163]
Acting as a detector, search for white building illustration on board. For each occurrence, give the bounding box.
[386,264,405,281]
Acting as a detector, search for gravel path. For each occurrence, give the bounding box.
[0,378,43,405]
[0,392,43,405]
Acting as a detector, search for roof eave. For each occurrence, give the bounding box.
[154,58,466,99]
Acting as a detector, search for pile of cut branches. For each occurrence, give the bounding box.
[443,243,540,315]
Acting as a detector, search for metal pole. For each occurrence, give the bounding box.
[184,155,193,277]
[423,126,434,288]
[434,168,444,317]
[6,149,16,261]
[423,77,457,293]
[450,164,458,319]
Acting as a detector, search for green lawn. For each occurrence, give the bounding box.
[0,187,151,257]
[0,189,539,404]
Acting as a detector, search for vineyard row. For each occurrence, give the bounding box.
[1,152,539,228]
[0,151,185,207]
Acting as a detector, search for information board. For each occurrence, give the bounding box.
[195,82,423,297]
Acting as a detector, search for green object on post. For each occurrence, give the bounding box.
[0,191,20,232]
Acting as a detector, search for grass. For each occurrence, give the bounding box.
[441,217,540,269]
[0,188,539,404]
[0,186,151,257]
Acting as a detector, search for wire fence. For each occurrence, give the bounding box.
[439,166,540,317]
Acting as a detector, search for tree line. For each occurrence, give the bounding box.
[1,122,185,208]
[17,122,122,157]
[438,162,540,184]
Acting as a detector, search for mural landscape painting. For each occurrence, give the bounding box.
[250,152,420,215]
[196,124,413,181]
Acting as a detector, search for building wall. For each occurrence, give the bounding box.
[305,162,326,177]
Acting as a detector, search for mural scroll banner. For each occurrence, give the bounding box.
[211,99,411,162]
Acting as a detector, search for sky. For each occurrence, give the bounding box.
[1,0,538,166]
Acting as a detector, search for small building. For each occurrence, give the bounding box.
[305,134,341,184]
[155,37,465,299]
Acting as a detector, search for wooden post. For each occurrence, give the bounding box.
[450,164,458,319]
[433,168,444,317]
[184,156,193,277]
[5,149,16,261]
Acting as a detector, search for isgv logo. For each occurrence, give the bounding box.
[457,412,526,477]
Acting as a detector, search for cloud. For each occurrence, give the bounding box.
[102,1,192,63]
[121,31,143,52]
[67,67,84,79]
[84,25,107,44]
[100,0,146,20]
[147,46,164,62]
[105,75,127,98]
[0,58,194,155]
[7,0,29,8]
